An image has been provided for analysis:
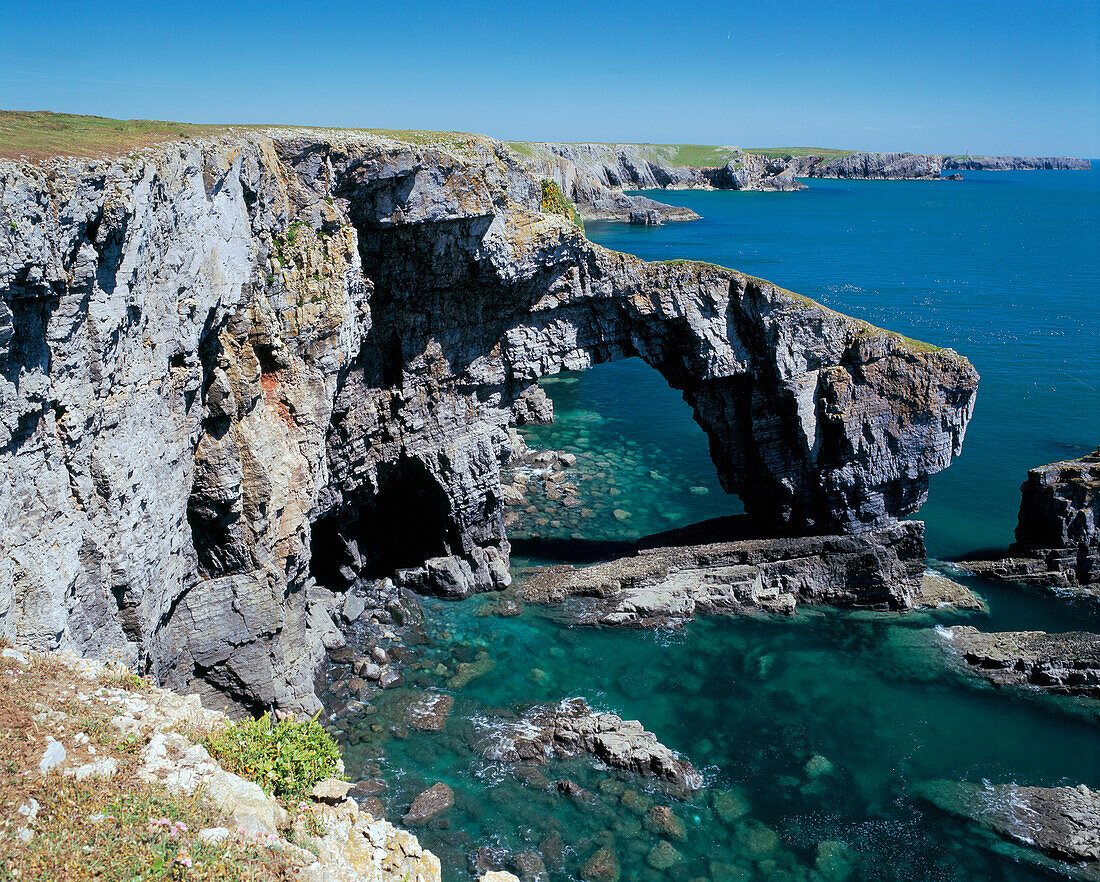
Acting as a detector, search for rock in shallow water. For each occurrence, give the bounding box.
[916,780,1100,877]
[477,697,701,791]
[403,782,455,825]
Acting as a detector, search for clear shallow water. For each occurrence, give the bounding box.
[329,170,1100,881]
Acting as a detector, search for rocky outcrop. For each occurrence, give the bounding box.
[517,142,804,222]
[938,626,1100,698]
[916,780,1100,880]
[521,519,983,626]
[3,648,443,882]
[0,131,977,713]
[960,448,1099,592]
[943,156,1092,171]
[476,697,701,792]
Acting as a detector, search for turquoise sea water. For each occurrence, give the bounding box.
[329,170,1100,882]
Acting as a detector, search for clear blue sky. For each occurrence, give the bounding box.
[3,0,1098,155]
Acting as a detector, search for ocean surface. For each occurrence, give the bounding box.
[328,169,1100,882]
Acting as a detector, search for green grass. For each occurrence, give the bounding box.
[744,147,857,161]
[0,110,232,160]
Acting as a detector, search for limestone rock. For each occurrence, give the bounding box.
[311,777,353,803]
[477,697,700,791]
[0,131,977,714]
[522,519,929,626]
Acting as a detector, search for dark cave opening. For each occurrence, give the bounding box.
[310,454,459,589]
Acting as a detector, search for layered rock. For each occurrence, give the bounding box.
[0,131,977,712]
[521,519,983,626]
[916,780,1100,880]
[961,448,1099,592]
[938,626,1100,698]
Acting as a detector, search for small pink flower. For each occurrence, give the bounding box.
[176,855,192,868]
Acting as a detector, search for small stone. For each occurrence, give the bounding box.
[620,789,652,815]
[612,509,632,521]
[65,757,118,781]
[511,850,548,881]
[646,840,683,870]
[198,827,233,844]
[689,486,709,495]
[804,754,835,779]
[403,782,454,825]
[39,738,66,774]
[311,777,352,803]
[342,592,367,622]
[734,819,780,859]
[712,787,751,823]
[379,669,403,689]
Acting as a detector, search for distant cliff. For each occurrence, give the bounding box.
[943,156,1091,171]
[515,143,1091,222]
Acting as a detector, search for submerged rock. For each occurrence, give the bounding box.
[477,697,701,791]
[580,845,621,882]
[916,780,1100,879]
[403,782,455,825]
[938,626,1100,698]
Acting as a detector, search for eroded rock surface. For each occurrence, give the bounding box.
[939,626,1100,698]
[476,697,701,792]
[917,780,1100,880]
[0,131,977,712]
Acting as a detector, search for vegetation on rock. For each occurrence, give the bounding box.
[202,714,343,800]
[540,179,585,232]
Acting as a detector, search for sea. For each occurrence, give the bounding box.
[328,168,1100,882]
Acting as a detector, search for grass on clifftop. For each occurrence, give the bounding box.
[0,652,291,880]
[202,715,342,801]
[0,110,234,161]
[745,147,857,160]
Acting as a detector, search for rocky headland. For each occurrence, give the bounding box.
[942,156,1092,171]
[961,447,1099,594]
[0,129,978,717]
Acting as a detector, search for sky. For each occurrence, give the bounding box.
[3,0,1098,156]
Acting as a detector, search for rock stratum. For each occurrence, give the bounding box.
[0,131,977,714]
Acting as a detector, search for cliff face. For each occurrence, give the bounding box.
[787,152,944,179]
[0,132,978,713]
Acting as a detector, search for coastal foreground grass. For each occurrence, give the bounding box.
[0,652,296,880]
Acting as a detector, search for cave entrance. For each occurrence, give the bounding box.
[310,454,459,588]
[505,357,745,564]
